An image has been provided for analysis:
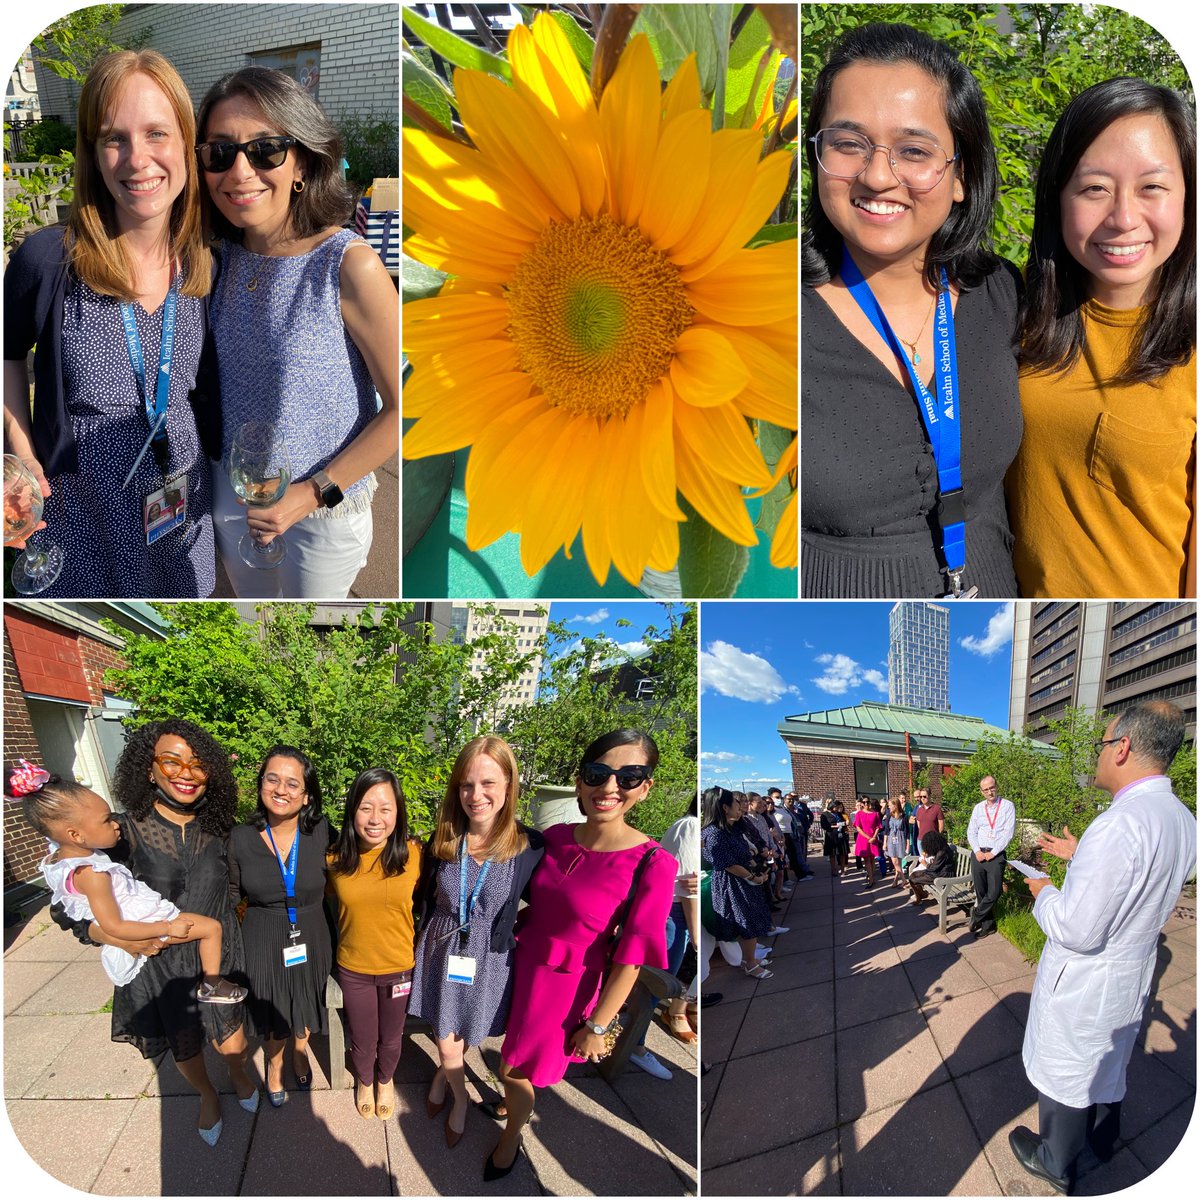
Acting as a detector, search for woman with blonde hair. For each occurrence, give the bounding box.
[4,49,219,596]
[409,736,544,1149]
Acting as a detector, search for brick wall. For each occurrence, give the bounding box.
[790,748,953,809]
[36,4,399,131]
[3,632,43,888]
[3,614,128,888]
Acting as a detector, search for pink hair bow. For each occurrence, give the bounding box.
[8,759,51,797]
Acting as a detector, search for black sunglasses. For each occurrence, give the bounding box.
[196,136,297,173]
[580,762,651,790]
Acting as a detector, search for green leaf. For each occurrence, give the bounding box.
[677,497,750,597]
[753,422,794,540]
[401,6,511,81]
[402,254,447,304]
[724,8,778,129]
[401,50,454,132]
[634,3,723,93]
[747,220,798,248]
[549,9,594,74]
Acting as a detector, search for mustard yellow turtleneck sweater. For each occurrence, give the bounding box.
[327,842,421,974]
[1008,300,1195,598]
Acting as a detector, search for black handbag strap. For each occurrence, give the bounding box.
[607,845,659,966]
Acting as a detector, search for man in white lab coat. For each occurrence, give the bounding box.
[1009,701,1197,1194]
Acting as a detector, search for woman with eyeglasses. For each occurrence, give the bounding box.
[195,68,398,598]
[482,730,675,1182]
[227,745,335,1107]
[3,51,218,597]
[801,22,1021,598]
[47,719,254,1145]
[409,737,544,1147]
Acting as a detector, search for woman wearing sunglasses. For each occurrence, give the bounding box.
[227,746,335,1107]
[409,737,544,1147]
[4,50,218,597]
[195,68,398,598]
[482,730,675,1182]
[47,719,255,1144]
[801,22,1021,598]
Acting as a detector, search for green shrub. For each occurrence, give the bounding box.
[335,111,399,191]
[24,118,76,158]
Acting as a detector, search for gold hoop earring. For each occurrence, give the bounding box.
[292,179,306,194]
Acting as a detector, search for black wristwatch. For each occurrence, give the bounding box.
[311,469,344,509]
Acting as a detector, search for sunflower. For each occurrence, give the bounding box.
[768,436,798,569]
[403,14,797,586]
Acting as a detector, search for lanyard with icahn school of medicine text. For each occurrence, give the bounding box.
[265,824,301,933]
[458,838,491,948]
[119,282,177,481]
[839,247,973,597]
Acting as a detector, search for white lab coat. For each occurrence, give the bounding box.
[1022,775,1196,1108]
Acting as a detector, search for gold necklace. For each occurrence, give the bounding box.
[896,289,938,365]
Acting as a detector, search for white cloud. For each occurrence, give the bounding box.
[812,653,889,696]
[568,608,609,625]
[960,602,1016,658]
[617,640,648,656]
[700,751,753,763]
[700,640,799,703]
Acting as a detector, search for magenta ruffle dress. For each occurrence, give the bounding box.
[853,810,882,857]
[500,823,675,1087]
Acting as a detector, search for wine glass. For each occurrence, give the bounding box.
[3,454,64,595]
[228,422,292,569]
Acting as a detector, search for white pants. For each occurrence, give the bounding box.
[213,471,372,599]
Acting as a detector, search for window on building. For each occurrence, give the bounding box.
[249,44,321,97]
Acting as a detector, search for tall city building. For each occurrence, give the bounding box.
[454,603,549,711]
[1010,601,1196,744]
[888,602,950,712]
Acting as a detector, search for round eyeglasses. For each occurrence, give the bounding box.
[153,754,211,780]
[810,128,959,193]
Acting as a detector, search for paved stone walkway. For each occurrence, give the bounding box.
[701,858,1195,1195]
[3,908,696,1196]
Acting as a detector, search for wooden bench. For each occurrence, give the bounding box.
[322,948,682,1090]
[928,846,978,935]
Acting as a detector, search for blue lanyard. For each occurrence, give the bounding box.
[119,282,178,476]
[265,825,301,928]
[840,248,966,589]
[458,838,491,935]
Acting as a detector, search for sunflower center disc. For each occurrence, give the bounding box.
[506,215,693,419]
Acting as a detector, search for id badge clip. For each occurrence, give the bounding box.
[447,954,477,985]
[283,922,306,967]
[941,570,979,601]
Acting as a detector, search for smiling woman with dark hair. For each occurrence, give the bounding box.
[227,744,335,1107]
[53,718,254,1145]
[1009,76,1196,598]
[801,21,1021,599]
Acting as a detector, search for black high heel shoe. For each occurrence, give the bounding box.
[483,1140,524,1182]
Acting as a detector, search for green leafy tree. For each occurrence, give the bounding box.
[32,5,148,84]
[504,603,698,838]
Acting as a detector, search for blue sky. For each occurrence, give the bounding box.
[699,601,1017,792]
[543,601,684,660]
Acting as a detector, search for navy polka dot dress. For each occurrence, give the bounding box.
[27,278,215,598]
[410,854,517,1045]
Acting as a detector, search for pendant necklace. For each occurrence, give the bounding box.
[896,288,938,365]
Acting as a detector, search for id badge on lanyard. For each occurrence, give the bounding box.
[447,842,490,985]
[120,285,182,544]
[266,826,305,967]
[840,249,971,597]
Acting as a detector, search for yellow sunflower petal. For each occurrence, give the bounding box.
[674,401,773,488]
[581,416,627,585]
[662,53,701,124]
[639,110,712,251]
[404,341,522,417]
[517,413,593,574]
[639,379,686,521]
[403,372,531,456]
[403,294,512,357]
[509,21,607,217]
[669,326,751,408]
[649,515,680,571]
[675,435,757,546]
[455,68,581,222]
[687,241,798,326]
[679,149,794,281]
[663,129,763,264]
[706,324,797,428]
[770,491,798,568]
[598,34,661,225]
[402,233,516,285]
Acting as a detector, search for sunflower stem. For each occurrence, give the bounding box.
[711,4,733,131]
[590,4,642,102]
[677,498,750,598]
